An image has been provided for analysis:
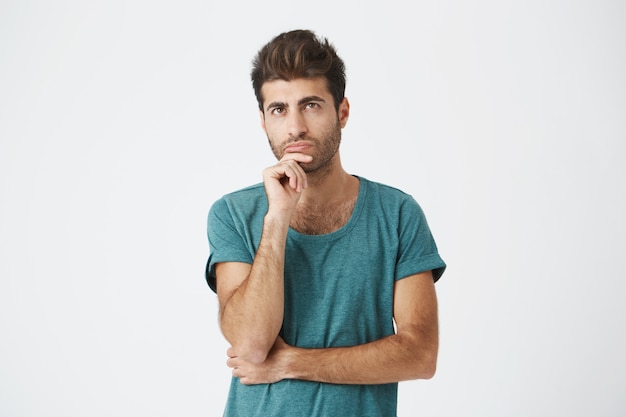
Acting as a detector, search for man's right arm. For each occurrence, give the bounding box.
[215,154,311,364]
[216,213,290,364]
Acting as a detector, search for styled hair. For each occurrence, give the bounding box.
[251,29,346,111]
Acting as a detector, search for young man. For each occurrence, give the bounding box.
[205,29,446,416]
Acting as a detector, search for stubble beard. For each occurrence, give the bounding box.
[268,120,342,177]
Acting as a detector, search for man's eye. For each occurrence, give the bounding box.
[271,108,284,115]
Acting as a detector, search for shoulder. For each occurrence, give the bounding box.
[208,183,267,221]
[363,178,410,197]
[211,183,266,208]
[222,182,265,202]
[357,177,430,227]
[360,177,420,208]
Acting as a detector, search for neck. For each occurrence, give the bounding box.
[298,153,358,207]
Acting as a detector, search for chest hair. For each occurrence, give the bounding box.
[290,198,356,235]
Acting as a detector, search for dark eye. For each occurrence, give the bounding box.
[271,107,285,115]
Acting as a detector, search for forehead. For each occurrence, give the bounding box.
[260,77,331,105]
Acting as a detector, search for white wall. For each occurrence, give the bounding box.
[1,1,624,416]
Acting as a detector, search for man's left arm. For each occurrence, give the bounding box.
[227,270,439,385]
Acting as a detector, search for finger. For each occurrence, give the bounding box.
[226,357,240,369]
[286,160,308,191]
[279,152,313,164]
[280,155,311,190]
[266,159,305,183]
[287,166,301,191]
[275,160,307,192]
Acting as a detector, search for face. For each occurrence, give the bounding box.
[259,77,349,173]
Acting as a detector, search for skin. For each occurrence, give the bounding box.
[215,77,440,385]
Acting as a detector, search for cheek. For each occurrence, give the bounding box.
[265,133,284,159]
[264,125,281,145]
[263,120,283,140]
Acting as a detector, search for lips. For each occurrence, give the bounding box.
[284,142,312,153]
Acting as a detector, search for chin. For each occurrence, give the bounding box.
[303,161,332,176]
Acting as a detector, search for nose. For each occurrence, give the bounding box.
[286,110,307,138]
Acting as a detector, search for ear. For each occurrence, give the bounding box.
[338,97,350,128]
[259,109,266,132]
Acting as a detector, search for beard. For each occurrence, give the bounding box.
[268,119,342,174]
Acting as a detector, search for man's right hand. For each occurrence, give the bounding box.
[262,153,312,215]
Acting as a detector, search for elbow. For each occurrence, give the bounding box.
[220,322,276,364]
[407,349,438,380]
[418,358,437,380]
[419,344,439,379]
[408,358,437,380]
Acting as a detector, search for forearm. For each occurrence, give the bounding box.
[226,272,440,385]
[219,213,290,363]
[284,330,438,384]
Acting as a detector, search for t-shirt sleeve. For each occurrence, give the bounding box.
[395,197,446,282]
[205,198,254,293]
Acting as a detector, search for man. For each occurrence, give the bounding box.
[205,29,446,416]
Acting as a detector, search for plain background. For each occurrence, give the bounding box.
[1,1,624,416]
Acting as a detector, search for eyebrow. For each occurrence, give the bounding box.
[298,95,326,106]
[265,96,327,112]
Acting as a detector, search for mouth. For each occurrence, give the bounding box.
[284,142,313,153]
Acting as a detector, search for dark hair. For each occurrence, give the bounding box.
[251,29,346,111]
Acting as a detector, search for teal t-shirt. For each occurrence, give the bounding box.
[206,176,446,417]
